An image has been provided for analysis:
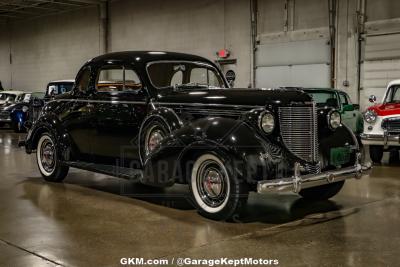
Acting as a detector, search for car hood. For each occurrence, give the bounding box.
[156,88,312,107]
[0,103,16,111]
[369,103,400,116]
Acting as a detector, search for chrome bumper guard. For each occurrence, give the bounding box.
[257,153,371,194]
[360,133,400,147]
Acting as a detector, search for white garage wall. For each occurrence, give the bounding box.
[0,25,11,89]
[109,0,251,88]
[8,7,101,91]
[0,0,399,97]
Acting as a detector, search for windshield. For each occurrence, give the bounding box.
[46,82,74,97]
[0,93,16,102]
[384,86,400,103]
[147,62,226,89]
[304,90,339,108]
[31,92,45,99]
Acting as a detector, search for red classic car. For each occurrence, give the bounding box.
[361,79,400,163]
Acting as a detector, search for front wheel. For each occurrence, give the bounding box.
[369,145,384,164]
[37,133,69,182]
[299,181,345,201]
[189,153,248,221]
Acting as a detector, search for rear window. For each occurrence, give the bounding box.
[46,83,74,97]
[304,90,339,108]
[147,62,225,89]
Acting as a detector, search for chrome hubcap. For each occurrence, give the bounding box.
[40,139,55,173]
[197,160,227,208]
[145,127,165,156]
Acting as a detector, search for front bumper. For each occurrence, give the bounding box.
[360,133,400,146]
[257,153,371,194]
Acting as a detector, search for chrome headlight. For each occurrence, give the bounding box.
[328,110,341,130]
[364,109,377,123]
[259,111,275,134]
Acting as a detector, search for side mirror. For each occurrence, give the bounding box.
[369,95,377,103]
[343,104,355,112]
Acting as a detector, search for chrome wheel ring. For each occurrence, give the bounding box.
[191,154,230,213]
[37,135,57,176]
[144,125,165,156]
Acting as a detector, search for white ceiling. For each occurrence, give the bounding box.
[0,0,106,24]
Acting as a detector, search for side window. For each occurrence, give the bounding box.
[76,67,91,92]
[190,68,221,87]
[96,65,142,92]
[339,93,348,106]
[170,70,183,86]
[392,87,400,102]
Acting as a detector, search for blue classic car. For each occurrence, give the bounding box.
[8,92,45,132]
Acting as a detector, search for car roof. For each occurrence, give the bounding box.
[388,79,400,87]
[88,51,213,65]
[0,90,25,95]
[302,87,351,94]
[49,80,75,83]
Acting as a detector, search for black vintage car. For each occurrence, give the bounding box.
[21,51,369,220]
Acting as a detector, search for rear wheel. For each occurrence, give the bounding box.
[369,145,384,164]
[37,133,69,182]
[189,153,248,221]
[299,181,345,201]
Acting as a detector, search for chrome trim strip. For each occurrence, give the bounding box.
[257,153,370,194]
[51,99,147,105]
[153,102,260,109]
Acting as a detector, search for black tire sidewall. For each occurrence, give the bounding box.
[369,145,384,164]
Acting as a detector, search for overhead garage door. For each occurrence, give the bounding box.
[361,33,400,110]
[255,39,331,89]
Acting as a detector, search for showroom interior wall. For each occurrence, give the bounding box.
[0,7,101,91]
[255,0,400,109]
[0,0,399,105]
[0,0,252,91]
[110,0,252,88]
[0,24,11,89]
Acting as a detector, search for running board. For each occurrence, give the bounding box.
[64,161,143,180]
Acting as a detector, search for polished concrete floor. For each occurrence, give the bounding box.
[0,130,399,267]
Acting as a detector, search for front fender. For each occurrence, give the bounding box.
[144,106,183,132]
[141,117,290,187]
[10,109,27,124]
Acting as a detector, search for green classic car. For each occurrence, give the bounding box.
[302,88,364,136]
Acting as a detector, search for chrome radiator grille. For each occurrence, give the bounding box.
[278,104,318,162]
[0,111,10,120]
[382,117,400,133]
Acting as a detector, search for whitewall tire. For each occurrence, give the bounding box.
[189,153,248,221]
[36,133,69,182]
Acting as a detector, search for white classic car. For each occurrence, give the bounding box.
[361,79,400,163]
